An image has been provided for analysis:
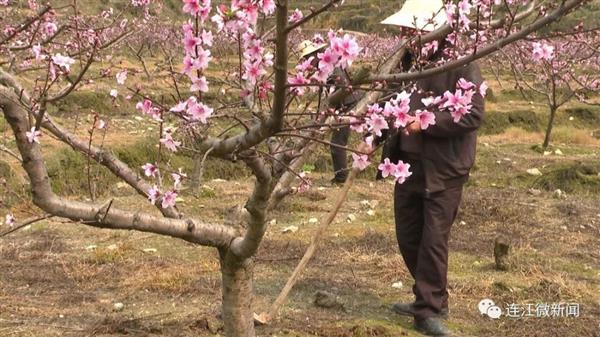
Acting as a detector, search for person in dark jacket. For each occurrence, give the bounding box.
[297,40,363,184]
[327,66,362,184]
[381,2,486,336]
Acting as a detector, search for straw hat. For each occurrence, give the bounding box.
[381,0,447,32]
[297,40,327,59]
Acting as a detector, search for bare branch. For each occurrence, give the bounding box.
[0,67,181,218]
[0,144,22,162]
[1,87,238,247]
[285,0,343,33]
[46,43,98,103]
[0,214,53,238]
[190,147,214,192]
[267,141,318,211]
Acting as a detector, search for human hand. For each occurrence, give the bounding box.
[404,120,421,135]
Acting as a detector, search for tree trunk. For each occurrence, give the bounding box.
[267,142,318,211]
[543,106,557,149]
[219,250,255,337]
[190,153,204,193]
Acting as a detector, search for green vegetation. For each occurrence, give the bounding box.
[45,137,249,196]
[480,86,600,137]
[53,91,120,116]
[0,115,7,132]
[0,159,28,208]
[533,162,600,195]
[480,109,541,135]
[564,106,600,128]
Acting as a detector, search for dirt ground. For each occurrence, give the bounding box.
[1,142,600,337]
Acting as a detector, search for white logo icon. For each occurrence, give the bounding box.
[486,305,503,319]
[479,299,502,319]
[478,299,495,315]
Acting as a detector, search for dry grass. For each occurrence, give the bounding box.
[480,125,600,147]
[480,126,545,144]
[87,242,137,264]
[123,264,202,293]
[552,126,600,146]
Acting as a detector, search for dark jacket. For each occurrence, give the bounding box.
[388,61,485,194]
[328,67,363,109]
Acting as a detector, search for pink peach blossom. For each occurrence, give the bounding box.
[352,153,370,171]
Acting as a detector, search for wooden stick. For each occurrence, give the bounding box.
[0,214,53,237]
[255,166,360,324]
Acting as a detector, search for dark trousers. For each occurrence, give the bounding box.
[394,165,463,320]
[330,126,350,182]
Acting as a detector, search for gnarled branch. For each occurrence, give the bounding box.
[0,86,236,248]
[0,68,180,218]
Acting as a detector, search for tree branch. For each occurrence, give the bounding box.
[0,86,236,248]
[229,151,272,259]
[267,141,318,211]
[285,0,343,33]
[0,6,52,46]
[0,68,181,218]
[194,0,289,158]
[226,1,290,259]
[368,0,583,84]
[0,214,53,238]
[0,144,22,162]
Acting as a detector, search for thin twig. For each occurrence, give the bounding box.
[0,215,53,238]
[0,144,22,162]
[191,146,214,192]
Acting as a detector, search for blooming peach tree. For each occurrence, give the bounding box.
[491,28,600,149]
[0,0,590,336]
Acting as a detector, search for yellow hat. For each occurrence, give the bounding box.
[381,0,447,32]
[297,40,327,59]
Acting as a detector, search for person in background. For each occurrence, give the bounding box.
[380,1,486,336]
[297,40,363,184]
